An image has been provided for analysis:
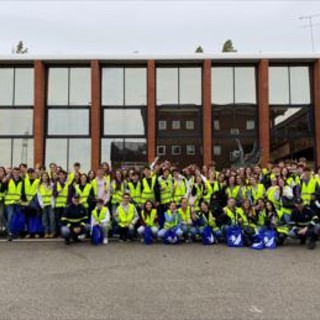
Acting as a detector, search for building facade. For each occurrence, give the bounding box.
[0,54,319,171]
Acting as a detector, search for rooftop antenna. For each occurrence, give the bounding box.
[299,13,320,52]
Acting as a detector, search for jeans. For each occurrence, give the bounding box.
[61,224,90,239]
[119,225,135,240]
[158,227,183,238]
[42,206,56,234]
[54,207,65,235]
[137,225,159,237]
[0,201,6,231]
[6,204,16,234]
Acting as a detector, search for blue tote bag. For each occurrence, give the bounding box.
[262,229,277,249]
[144,226,153,245]
[91,225,104,245]
[9,206,26,234]
[226,225,243,248]
[202,226,215,245]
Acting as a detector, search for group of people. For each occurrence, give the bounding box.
[1,157,320,249]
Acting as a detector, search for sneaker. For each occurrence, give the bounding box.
[8,234,13,242]
[25,234,31,239]
[77,234,85,242]
[35,234,40,239]
[103,238,109,244]
[308,240,316,250]
[44,233,50,238]
[300,238,306,245]
[49,233,55,238]
[64,237,71,245]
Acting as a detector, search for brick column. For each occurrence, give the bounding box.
[147,60,156,163]
[34,60,45,166]
[314,59,320,168]
[203,59,212,165]
[258,59,270,167]
[91,60,101,170]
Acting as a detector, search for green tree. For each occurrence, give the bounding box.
[222,40,237,52]
[15,40,28,54]
[195,46,204,53]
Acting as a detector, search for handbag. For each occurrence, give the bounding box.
[262,229,277,249]
[202,226,215,245]
[226,225,243,248]
[91,225,104,245]
[9,206,26,234]
[144,226,153,245]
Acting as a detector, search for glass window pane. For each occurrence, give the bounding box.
[47,68,68,105]
[12,138,34,167]
[0,68,14,106]
[124,138,147,164]
[234,67,256,104]
[102,68,124,106]
[45,139,68,170]
[156,68,178,105]
[125,68,147,106]
[68,139,91,172]
[290,67,311,104]
[211,67,233,105]
[48,109,89,135]
[213,106,257,136]
[101,138,123,166]
[104,109,146,135]
[14,68,34,106]
[269,67,289,104]
[69,68,91,106]
[179,68,202,105]
[0,109,33,135]
[0,139,12,166]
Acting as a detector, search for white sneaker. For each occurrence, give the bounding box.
[103,238,109,244]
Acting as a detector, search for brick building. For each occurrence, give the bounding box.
[0,54,319,171]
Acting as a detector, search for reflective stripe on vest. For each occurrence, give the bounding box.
[39,184,53,207]
[55,182,69,208]
[141,209,157,227]
[159,177,173,205]
[141,176,156,203]
[226,185,240,199]
[127,182,142,205]
[223,206,247,225]
[75,184,92,208]
[24,177,40,202]
[5,179,22,205]
[118,204,136,227]
[250,184,265,203]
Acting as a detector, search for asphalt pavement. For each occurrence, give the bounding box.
[0,241,320,320]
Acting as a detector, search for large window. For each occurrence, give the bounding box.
[156,66,202,166]
[269,65,313,162]
[0,67,34,167]
[211,65,258,168]
[101,66,147,166]
[46,67,91,171]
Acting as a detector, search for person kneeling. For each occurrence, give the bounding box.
[61,194,89,245]
[91,199,110,245]
[115,193,139,242]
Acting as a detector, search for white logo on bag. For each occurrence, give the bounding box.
[207,234,214,244]
[264,237,274,247]
[231,235,242,245]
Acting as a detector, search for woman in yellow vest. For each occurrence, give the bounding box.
[74,174,95,216]
[37,172,55,238]
[225,176,240,204]
[127,171,142,208]
[157,201,183,242]
[238,200,258,245]
[265,200,288,245]
[254,198,267,230]
[111,170,126,217]
[190,175,205,212]
[91,199,110,244]
[266,177,280,209]
[177,197,195,241]
[248,176,266,205]
[137,200,159,240]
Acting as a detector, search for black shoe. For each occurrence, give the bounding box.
[308,240,316,250]
[300,238,306,245]
[64,237,71,245]
[8,234,13,242]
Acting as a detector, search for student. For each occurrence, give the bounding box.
[24,168,41,238]
[158,168,173,228]
[0,167,6,235]
[158,201,183,242]
[115,193,139,242]
[91,199,110,244]
[74,174,95,216]
[61,194,88,245]
[53,170,71,236]
[127,171,142,208]
[111,170,126,217]
[265,200,287,245]
[137,200,159,241]
[141,166,160,205]
[37,172,55,238]
[67,162,82,185]
[1,167,24,240]
[91,168,110,206]
[177,197,195,241]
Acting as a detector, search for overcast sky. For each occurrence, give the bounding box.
[1,0,320,55]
